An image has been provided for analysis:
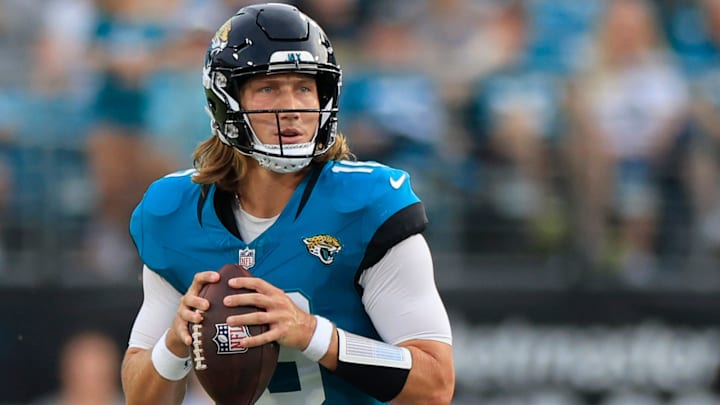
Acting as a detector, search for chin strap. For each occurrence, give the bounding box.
[252,153,312,173]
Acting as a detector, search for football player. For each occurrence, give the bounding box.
[121,3,454,404]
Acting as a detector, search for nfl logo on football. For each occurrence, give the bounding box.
[238,247,255,269]
[213,323,251,354]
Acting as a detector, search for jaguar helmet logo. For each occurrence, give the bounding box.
[210,19,231,55]
[303,234,342,265]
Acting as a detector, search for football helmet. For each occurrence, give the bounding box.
[202,3,342,173]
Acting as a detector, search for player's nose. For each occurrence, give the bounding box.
[275,89,301,115]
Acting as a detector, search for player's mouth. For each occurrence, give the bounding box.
[278,128,304,142]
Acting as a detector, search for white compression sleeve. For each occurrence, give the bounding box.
[359,234,452,345]
[128,266,183,349]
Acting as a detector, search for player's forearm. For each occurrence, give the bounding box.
[391,341,455,405]
[121,348,187,405]
[318,327,454,405]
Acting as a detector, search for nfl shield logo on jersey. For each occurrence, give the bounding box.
[238,247,255,269]
[212,323,250,354]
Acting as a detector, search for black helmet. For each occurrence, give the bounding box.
[202,3,342,173]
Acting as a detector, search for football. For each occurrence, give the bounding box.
[189,263,279,405]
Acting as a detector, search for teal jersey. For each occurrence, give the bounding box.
[130,160,427,404]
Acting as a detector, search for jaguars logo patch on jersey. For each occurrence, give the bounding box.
[303,234,342,265]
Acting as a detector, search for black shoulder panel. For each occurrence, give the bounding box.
[355,202,428,293]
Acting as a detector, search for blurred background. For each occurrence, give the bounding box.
[3,0,720,403]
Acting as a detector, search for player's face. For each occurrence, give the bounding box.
[240,73,320,145]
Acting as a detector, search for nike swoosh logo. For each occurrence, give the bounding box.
[389,173,407,189]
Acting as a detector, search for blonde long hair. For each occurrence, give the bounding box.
[191,134,354,193]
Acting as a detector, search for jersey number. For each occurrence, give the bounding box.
[331,160,385,174]
[257,292,326,404]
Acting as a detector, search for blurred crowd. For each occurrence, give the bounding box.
[25,329,214,405]
[1,0,720,287]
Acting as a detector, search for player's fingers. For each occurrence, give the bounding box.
[227,309,310,348]
[183,293,212,312]
[171,316,194,346]
[178,304,206,324]
[228,276,281,295]
[178,324,193,346]
[240,327,282,348]
[226,311,310,350]
[188,270,220,295]
[226,311,272,327]
[222,310,283,348]
[222,292,275,309]
[182,271,219,312]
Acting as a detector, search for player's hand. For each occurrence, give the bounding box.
[224,276,315,351]
[168,271,221,355]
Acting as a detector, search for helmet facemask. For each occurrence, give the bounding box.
[240,102,335,173]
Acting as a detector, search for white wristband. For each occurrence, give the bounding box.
[301,315,333,362]
[151,330,192,381]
